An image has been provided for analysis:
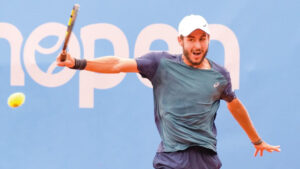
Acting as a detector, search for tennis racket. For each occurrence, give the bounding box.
[60,4,80,61]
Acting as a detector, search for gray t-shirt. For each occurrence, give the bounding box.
[136,52,236,153]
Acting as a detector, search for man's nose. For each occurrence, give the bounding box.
[194,41,202,49]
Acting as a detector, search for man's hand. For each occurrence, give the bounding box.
[56,50,75,68]
[254,141,281,157]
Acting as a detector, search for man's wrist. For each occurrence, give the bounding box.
[252,138,263,145]
[70,58,87,70]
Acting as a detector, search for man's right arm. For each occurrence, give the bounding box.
[56,51,139,73]
[85,56,138,73]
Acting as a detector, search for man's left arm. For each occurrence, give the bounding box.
[227,98,281,156]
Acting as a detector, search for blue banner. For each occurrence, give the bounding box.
[1,0,299,169]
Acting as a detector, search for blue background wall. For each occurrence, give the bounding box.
[1,0,299,169]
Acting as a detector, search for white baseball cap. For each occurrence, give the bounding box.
[178,15,210,36]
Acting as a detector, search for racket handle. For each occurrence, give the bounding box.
[60,52,67,62]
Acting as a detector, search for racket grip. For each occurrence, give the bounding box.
[60,52,67,62]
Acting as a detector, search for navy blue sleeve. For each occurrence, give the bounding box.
[135,52,164,80]
[211,61,236,102]
[220,71,236,102]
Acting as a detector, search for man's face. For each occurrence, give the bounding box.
[178,29,209,66]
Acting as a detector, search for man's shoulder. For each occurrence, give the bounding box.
[209,59,231,80]
[135,52,181,80]
[209,59,229,74]
[146,51,180,60]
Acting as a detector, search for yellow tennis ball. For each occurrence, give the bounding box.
[7,92,25,108]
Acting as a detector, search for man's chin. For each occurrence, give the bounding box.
[191,61,202,66]
[191,56,205,64]
[192,56,202,62]
[188,59,203,65]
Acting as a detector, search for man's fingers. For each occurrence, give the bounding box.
[56,52,75,68]
[57,60,73,67]
[57,62,65,67]
[273,146,281,152]
[274,145,281,150]
[268,145,281,152]
[254,144,281,157]
[260,149,264,156]
[254,149,259,157]
[254,149,264,157]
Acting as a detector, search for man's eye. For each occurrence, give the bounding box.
[201,36,207,41]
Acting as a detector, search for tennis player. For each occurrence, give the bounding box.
[57,15,280,169]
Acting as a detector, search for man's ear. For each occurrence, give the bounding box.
[178,36,183,47]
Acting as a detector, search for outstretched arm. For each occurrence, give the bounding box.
[56,50,139,73]
[227,98,281,156]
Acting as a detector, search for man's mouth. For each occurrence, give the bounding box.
[192,51,202,56]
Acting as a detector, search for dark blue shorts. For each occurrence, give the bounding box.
[153,146,222,169]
